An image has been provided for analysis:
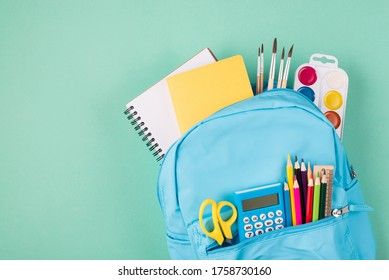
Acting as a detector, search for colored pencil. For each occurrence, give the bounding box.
[312,172,321,222]
[294,156,305,223]
[319,169,327,220]
[267,38,277,90]
[283,181,292,227]
[286,154,296,226]
[306,177,314,223]
[256,46,261,95]
[276,47,285,88]
[281,44,293,88]
[293,175,302,225]
[307,161,313,180]
[301,159,308,214]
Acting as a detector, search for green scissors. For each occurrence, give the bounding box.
[199,198,237,246]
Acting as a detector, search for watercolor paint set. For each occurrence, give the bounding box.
[293,54,349,139]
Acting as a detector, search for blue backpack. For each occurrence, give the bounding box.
[157,88,375,260]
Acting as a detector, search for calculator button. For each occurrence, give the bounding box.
[275,217,283,224]
[265,220,273,227]
[275,225,284,230]
[244,224,253,231]
[268,212,275,218]
[255,229,264,235]
[251,215,258,222]
[243,217,250,223]
[254,222,263,229]
[276,210,283,216]
[259,214,266,220]
[265,227,274,232]
[245,231,254,239]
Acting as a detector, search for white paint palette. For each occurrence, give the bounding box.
[293,54,349,139]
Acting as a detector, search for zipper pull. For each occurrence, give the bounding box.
[332,206,350,218]
[332,204,374,218]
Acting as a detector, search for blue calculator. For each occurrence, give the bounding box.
[234,182,285,241]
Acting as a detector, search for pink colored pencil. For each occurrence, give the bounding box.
[293,175,302,225]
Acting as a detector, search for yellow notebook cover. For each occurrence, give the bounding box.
[167,55,253,134]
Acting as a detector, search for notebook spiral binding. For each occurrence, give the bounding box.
[124,106,164,162]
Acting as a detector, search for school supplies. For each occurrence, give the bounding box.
[124,48,217,161]
[267,38,277,90]
[234,183,285,241]
[306,177,314,223]
[312,172,321,222]
[281,45,294,88]
[286,154,296,226]
[307,161,313,180]
[319,169,327,219]
[158,88,375,260]
[167,55,253,134]
[283,181,292,227]
[294,156,306,223]
[276,48,285,89]
[260,44,264,93]
[198,198,237,246]
[293,54,349,139]
[293,176,302,225]
[301,159,308,218]
[256,47,261,94]
[314,165,334,218]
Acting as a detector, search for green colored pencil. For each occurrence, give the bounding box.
[319,169,327,220]
[312,172,321,222]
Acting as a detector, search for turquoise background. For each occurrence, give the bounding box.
[0,0,387,259]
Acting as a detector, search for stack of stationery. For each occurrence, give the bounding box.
[124,49,254,162]
[124,48,217,161]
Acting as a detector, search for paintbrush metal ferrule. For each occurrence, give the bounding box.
[256,46,261,94]
[268,38,277,90]
[277,47,285,88]
[259,44,264,93]
[257,47,261,75]
[281,44,294,88]
[260,44,264,71]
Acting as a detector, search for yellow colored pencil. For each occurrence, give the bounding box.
[287,154,296,226]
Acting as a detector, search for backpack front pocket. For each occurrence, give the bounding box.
[190,214,359,260]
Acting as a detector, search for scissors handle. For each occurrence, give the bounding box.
[199,199,224,245]
[216,201,237,239]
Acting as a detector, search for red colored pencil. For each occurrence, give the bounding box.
[305,177,314,223]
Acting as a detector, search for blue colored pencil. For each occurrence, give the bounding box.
[283,181,292,227]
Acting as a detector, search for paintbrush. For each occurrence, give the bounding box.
[281,44,294,88]
[277,47,285,88]
[260,44,264,93]
[267,38,277,90]
[256,46,261,95]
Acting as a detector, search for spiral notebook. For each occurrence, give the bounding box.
[124,48,217,162]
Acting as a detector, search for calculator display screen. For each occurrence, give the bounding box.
[242,194,279,212]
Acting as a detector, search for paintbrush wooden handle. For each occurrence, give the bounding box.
[256,76,260,95]
[268,78,274,90]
